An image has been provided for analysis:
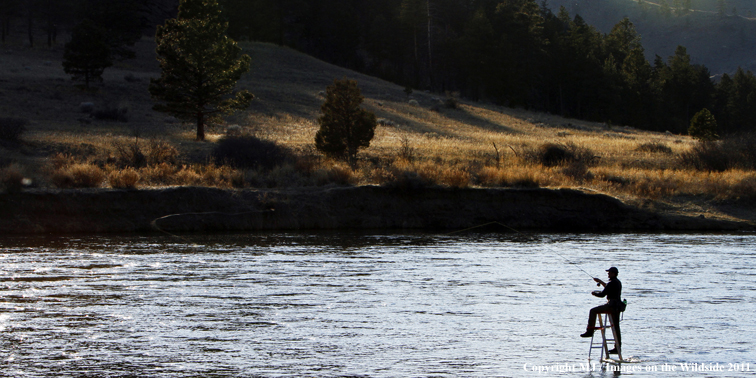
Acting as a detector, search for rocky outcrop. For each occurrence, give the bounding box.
[0,186,750,234]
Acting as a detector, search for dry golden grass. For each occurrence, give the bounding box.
[2,38,755,222]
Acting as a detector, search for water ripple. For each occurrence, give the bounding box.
[0,232,754,377]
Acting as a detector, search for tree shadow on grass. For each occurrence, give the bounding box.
[436,106,522,135]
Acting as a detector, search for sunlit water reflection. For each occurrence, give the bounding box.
[0,232,754,377]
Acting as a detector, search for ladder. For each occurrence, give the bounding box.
[588,312,622,365]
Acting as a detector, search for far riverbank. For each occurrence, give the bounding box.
[0,186,752,235]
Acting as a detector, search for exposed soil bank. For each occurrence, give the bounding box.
[0,186,751,235]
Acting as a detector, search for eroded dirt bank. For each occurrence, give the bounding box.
[0,186,751,235]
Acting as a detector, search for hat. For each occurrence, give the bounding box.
[606,267,619,274]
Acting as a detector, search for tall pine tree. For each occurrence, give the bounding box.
[149,0,253,141]
[62,19,112,90]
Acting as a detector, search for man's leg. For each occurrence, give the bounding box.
[582,303,613,337]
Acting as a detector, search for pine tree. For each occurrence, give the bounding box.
[605,18,642,70]
[149,0,253,141]
[315,78,377,166]
[717,0,727,17]
[659,0,672,18]
[689,108,718,141]
[82,0,147,60]
[62,19,112,90]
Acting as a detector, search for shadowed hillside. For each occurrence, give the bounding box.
[546,0,756,74]
[1,37,756,226]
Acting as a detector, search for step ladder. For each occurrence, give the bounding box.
[588,311,622,365]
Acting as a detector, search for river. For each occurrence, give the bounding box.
[0,232,754,377]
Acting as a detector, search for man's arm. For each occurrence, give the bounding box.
[592,278,608,297]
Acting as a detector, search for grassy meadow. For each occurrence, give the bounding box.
[1,36,755,223]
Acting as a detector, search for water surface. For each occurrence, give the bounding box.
[0,232,754,377]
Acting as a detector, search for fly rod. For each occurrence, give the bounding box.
[445,221,600,285]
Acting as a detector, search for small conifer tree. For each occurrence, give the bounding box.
[62,19,112,90]
[149,0,253,141]
[689,108,719,141]
[315,78,377,166]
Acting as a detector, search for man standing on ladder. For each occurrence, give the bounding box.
[581,267,622,354]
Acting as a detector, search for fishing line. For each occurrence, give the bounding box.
[444,221,598,282]
[150,209,274,246]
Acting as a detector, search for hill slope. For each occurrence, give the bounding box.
[545,0,756,74]
[1,37,755,227]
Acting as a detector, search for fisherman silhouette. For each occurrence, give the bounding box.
[581,266,621,354]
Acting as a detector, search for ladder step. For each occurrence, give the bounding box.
[588,313,622,363]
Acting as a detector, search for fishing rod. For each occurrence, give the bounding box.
[445,221,600,285]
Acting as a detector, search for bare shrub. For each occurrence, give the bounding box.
[113,140,146,168]
[146,139,179,165]
[381,170,433,189]
[51,153,76,169]
[477,166,540,188]
[325,164,354,185]
[52,164,105,188]
[379,161,435,189]
[728,176,756,199]
[113,139,179,168]
[173,166,202,186]
[198,164,235,188]
[636,142,673,154]
[629,175,681,199]
[443,91,459,109]
[309,163,354,186]
[266,164,306,187]
[679,142,729,171]
[139,162,176,185]
[398,135,415,162]
[213,135,291,169]
[108,168,141,189]
[93,102,129,122]
[680,133,756,172]
[0,118,28,142]
[525,142,598,167]
[440,168,471,188]
[560,161,593,182]
[1,164,25,193]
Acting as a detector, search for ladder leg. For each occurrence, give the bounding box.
[606,313,623,362]
[599,314,609,360]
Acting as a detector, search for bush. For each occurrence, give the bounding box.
[398,135,415,162]
[113,141,146,168]
[93,103,129,122]
[561,161,593,182]
[688,108,718,141]
[442,169,471,188]
[0,118,28,141]
[0,164,25,193]
[112,139,178,168]
[146,140,179,166]
[680,142,726,171]
[526,143,598,167]
[380,170,434,190]
[476,166,540,188]
[443,91,459,109]
[315,78,377,166]
[52,164,105,188]
[680,133,756,171]
[213,135,291,169]
[108,168,140,189]
[51,153,76,170]
[636,142,673,154]
[313,163,354,186]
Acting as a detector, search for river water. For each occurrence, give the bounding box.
[0,232,754,377]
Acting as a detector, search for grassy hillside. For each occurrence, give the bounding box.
[1,36,755,224]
